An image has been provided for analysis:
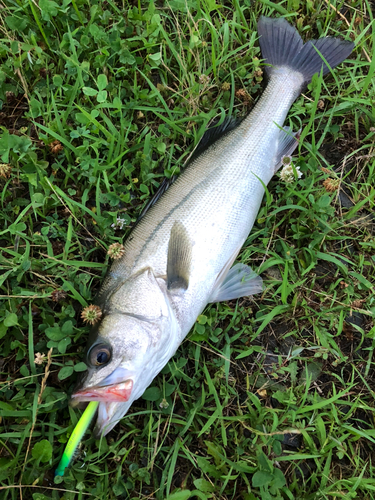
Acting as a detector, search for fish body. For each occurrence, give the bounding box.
[72,17,353,435]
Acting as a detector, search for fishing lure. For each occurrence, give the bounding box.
[55,401,99,476]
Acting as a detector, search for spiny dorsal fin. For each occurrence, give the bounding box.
[137,175,176,221]
[189,116,242,164]
[167,221,193,292]
[136,117,241,221]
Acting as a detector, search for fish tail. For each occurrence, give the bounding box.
[257,17,354,85]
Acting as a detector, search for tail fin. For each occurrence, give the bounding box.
[258,17,354,84]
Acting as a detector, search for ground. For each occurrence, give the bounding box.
[0,1,375,499]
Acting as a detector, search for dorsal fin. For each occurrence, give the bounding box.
[137,175,176,221]
[136,116,241,221]
[188,116,242,164]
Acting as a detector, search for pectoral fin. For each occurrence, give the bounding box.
[209,263,263,303]
[167,221,193,291]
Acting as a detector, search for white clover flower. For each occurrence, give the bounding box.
[34,352,46,365]
[199,74,210,85]
[111,217,126,230]
[280,156,302,183]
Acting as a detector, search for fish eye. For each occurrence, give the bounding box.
[89,344,111,366]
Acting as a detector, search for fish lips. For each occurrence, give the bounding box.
[71,379,133,404]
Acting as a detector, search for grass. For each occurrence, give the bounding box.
[0,0,374,498]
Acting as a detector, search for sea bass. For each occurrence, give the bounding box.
[72,17,353,435]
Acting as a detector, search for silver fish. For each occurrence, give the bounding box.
[72,17,353,435]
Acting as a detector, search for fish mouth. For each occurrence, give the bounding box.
[94,401,126,437]
[71,379,133,404]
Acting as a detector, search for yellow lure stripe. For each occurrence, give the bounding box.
[55,401,99,476]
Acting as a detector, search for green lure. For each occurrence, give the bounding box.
[55,401,99,477]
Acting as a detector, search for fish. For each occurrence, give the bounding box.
[71,16,354,436]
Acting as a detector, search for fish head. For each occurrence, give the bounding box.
[71,312,160,431]
[71,303,180,435]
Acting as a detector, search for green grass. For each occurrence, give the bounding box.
[0,0,375,499]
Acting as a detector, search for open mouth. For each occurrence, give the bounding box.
[71,379,133,403]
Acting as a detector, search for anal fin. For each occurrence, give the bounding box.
[167,221,193,292]
[209,263,263,303]
[274,126,300,172]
